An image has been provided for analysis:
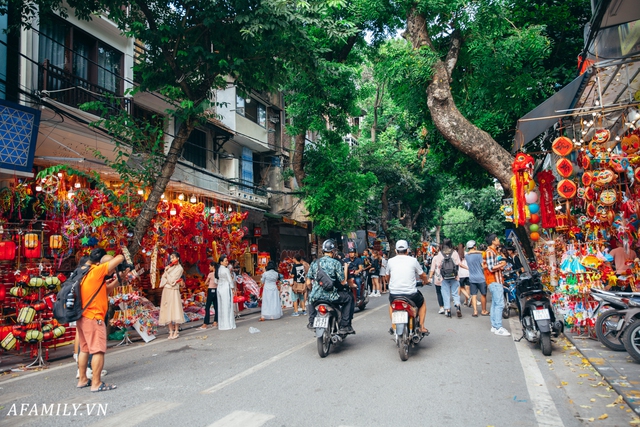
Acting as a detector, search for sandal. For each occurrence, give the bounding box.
[197,325,208,330]
[481,312,490,316]
[472,313,478,317]
[92,382,117,393]
[77,379,91,389]
[259,318,265,322]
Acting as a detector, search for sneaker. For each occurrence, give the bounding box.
[76,369,80,379]
[301,311,307,315]
[338,326,355,334]
[307,322,314,330]
[438,308,445,314]
[291,312,300,317]
[494,327,511,336]
[87,368,93,379]
[490,327,497,333]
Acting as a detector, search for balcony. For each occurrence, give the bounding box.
[39,59,130,116]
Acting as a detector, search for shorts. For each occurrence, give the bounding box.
[389,291,425,308]
[469,281,487,296]
[76,316,107,354]
[459,277,470,287]
[291,290,306,302]
[371,275,379,279]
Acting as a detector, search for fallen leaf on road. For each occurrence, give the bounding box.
[607,403,616,407]
[615,396,624,404]
[598,414,608,420]
[561,381,569,386]
[597,394,612,398]
[587,418,595,422]
[591,398,596,402]
[547,359,554,364]
[579,374,590,377]
[629,418,640,425]
[580,405,592,409]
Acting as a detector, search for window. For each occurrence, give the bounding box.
[236,94,266,127]
[236,95,245,115]
[183,128,207,168]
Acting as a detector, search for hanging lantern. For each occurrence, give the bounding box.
[0,332,17,350]
[170,207,177,216]
[24,241,41,259]
[25,330,43,343]
[49,235,63,249]
[254,227,262,237]
[0,240,16,261]
[52,325,66,338]
[17,307,36,324]
[250,244,258,254]
[0,285,5,302]
[29,277,45,287]
[24,233,39,249]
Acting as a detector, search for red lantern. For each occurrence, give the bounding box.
[250,244,258,254]
[24,241,41,259]
[32,301,46,311]
[0,240,16,260]
[254,227,262,237]
[43,331,53,341]
[0,285,5,302]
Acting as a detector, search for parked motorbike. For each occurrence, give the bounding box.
[515,273,564,356]
[502,273,518,319]
[389,296,428,361]
[313,300,349,358]
[591,288,640,352]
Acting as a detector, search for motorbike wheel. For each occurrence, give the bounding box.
[358,302,367,312]
[502,294,510,319]
[595,310,626,352]
[540,331,552,356]
[317,320,332,358]
[398,328,410,361]
[623,321,640,363]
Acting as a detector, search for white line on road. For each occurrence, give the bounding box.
[206,410,275,427]
[87,401,181,427]
[509,317,564,427]
[202,304,387,394]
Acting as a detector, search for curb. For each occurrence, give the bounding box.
[564,331,640,415]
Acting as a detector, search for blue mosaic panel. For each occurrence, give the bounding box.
[0,100,40,173]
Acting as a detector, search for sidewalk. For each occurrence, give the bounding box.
[0,306,263,374]
[564,330,640,415]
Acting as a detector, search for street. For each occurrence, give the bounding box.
[1,289,638,427]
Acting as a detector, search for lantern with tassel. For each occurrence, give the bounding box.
[24,233,39,249]
[49,235,63,249]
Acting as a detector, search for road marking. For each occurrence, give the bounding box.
[206,410,274,427]
[202,304,387,394]
[509,317,564,427]
[87,401,180,427]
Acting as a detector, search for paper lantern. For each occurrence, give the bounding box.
[9,286,28,297]
[525,192,539,204]
[1,332,17,350]
[528,203,540,214]
[17,307,36,324]
[552,136,573,156]
[254,227,262,237]
[529,224,539,232]
[0,240,16,261]
[32,301,47,311]
[24,241,41,259]
[529,232,540,241]
[250,244,258,254]
[49,235,63,249]
[52,326,66,338]
[530,214,540,224]
[29,277,45,287]
[24,233,39,249]
[25,330,43,343]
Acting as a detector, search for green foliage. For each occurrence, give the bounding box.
[442,208,476,246]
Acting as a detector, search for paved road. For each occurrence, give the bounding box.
[1,287,638,427]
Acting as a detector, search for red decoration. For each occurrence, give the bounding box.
[250,244,258,254]
[555,158,574,178]
[0,240,16,260]
[23,241,41,259]
[511,153,535,226]
[535,171,557,229]
[557,179,577,199]
[253,227,262,237]
[530,214,540,224]
[552,136,573,156]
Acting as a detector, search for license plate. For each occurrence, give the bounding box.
[392,311,408,324]
[532,309,550,320]
[313,317,329,328]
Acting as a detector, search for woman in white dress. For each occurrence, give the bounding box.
[216,254,236,330]
[260,261,282,321]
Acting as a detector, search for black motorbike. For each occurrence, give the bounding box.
[515,272,563,356]
[591,288,640,351]
[350,274,369,311]
[312,300,349,358]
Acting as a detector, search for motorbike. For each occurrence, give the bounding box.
[350,274,369,311]
[515,272,564,356]
[389,296,428,361]
[591,288,640,351]
[502,273,518,319]
[313,300,349,358]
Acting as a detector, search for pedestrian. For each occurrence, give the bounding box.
[260,261,283,321]
[290,255,307,316]
[158,251,185,340]
[485,233,511,336]
[380,252,389,293]
[370,251,382,297]
[465,240,488,317]
[428,244,446,314]
[198,261,218,330]
[457,244,472,306]
[216,254,236,330]
[76,248,124,392]
[429,239,463,318]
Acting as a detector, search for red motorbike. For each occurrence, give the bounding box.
[389,297,427,361]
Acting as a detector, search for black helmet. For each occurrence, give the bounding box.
[322,239,336,253]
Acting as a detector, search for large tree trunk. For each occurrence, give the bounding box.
[128,121,195,257]
[292,132,306,187]
[406,8,515,191]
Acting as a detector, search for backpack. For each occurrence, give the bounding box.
[316,264,336,292]
[440,249,458,280]
[53,265,103,324]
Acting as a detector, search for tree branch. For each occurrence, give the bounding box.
[444,29,462,77]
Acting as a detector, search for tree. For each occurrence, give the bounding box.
[442,208,476,245]
[8,0,357,256]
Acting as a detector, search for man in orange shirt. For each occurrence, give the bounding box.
[77,248,125,392]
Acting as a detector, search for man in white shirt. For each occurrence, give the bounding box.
[386,240,428,333]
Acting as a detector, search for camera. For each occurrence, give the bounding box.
[117,262,135,272]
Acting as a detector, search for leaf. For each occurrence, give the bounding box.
[597,414,608,420]
[630,418,640,425]
[590,398,596,402]
[580,405,592,408]
[561,381,568,386]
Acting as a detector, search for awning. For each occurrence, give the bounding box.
[513,73,587,153]
[597,0,640,30]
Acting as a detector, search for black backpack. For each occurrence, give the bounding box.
[53,265,103,324]
[316,264,336,292]
[440,249,458,280]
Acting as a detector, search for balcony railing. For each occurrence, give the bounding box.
[39,59,130,116]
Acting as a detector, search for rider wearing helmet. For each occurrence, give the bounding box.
[306,239,355,334]
[386,240,429,333]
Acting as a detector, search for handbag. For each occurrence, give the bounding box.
[292,281,307,294]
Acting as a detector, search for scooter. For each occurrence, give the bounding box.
[515,272,564,356]
[591,288,640,351]
[350,275,369,311]
[313,300,349,358]
[389,296,428,361]
[502,273,518,319]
